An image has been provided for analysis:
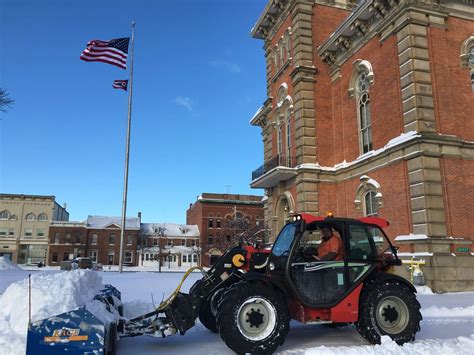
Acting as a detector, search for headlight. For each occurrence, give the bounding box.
[269,262,275,271]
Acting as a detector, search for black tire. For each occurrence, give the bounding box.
[199,297,218,333]
[356,280,422,345]
[216,281,290,354]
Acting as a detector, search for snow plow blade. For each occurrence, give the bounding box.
[26,308,107,355]
[26,284,122,354]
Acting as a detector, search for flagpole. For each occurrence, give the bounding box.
[119,21,135,273]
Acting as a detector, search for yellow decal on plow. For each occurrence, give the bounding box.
[44,328,88,343]
[232,254,245,267]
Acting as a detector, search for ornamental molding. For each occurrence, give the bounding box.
[348,59,375,98]
[317,0,451,72]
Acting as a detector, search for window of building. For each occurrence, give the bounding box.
[277,123,283,156]
[9,214,17,221]
[208,236,213,245]
[0,210,9,220]
[182,254,187,263]
[90,251,98,262]
[54,233,60,244]
[109,234,115,245]
[75,233,81,244]
[167,239,173,247]
[0,228,7,236]
[25,228,33,237]
[216,219,221,228]
[208,218,213,228]
[181,239,186,246]
[52,252,58,262]
[127,234,132,245]
[65,233,71,244]
[9,228,14,236]
[26,213,35,221]
[108,252,114,265]
[193,254,198,263]
[37,229,45,237]
[38,213,47,222]
[286,110,292,166]
[354,175,383,215]
[364,190,378,217]
[125,252,133,264]
[349,60,374,154]
[460,36,474,91]
[284,30,291,61]
[63,252,69,261]
[357,72,372,154]
[91,234,98,245]
[153,238,159,246]
[191,239,196,247]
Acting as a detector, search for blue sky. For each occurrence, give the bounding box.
[0,0,268,224]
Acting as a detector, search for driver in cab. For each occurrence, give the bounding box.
[313,226,343,261]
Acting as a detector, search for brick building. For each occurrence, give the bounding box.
[0,194,69,264]
[138,223,200,269]
[48,215,140,266]
[249,0,474,291]
[187,193,265,266]
[250,0,473,240]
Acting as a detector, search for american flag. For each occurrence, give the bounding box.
[113,79,128,91]
[80,37,130,69]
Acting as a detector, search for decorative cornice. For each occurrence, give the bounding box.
[251,0,291,40]
[317,0,454,72]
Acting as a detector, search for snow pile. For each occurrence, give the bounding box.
[0,270,117,355]
[301,335,474,354]
[0,256,22,271]
[422,305,474,318]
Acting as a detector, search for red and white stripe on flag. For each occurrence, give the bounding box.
[80,38,129,70]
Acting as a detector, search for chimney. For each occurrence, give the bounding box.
[138,212,142,222]
[63,203,67,210]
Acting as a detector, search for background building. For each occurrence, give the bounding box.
[139,223,200,270]
[187,193,265,266]
[249,0,474,291]
[48,215,141,266]
[0,194,69,264]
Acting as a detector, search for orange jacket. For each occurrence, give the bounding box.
[318,234,343,261]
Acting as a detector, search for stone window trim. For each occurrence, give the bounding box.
[25,213,36,221]
[460,35,474,68]
[354,175,383,212]
[348,59,375,98]
[38,213,48,222]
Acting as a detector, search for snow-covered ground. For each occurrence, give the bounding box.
[0,265,473,355]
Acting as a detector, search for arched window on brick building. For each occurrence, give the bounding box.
[354,175,383,216]
[349,60,375,154]
[460,36,474,92]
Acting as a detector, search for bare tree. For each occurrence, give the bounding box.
[0,88,14,112]
[206,217,269,256]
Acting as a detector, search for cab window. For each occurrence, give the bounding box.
[272,224,296,257]
[348,224,377,261]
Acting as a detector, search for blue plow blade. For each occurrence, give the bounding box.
[26,307,106,354]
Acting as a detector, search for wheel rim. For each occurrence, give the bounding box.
[376,296,409,334]
[236,297,277,341]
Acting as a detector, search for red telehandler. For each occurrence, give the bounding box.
[27,213,421,354]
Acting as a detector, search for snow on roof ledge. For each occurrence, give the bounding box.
[395,234,429,241]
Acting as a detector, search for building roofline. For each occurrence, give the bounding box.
[0,193,56,200]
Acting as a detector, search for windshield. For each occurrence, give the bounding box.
[271,224,296,257]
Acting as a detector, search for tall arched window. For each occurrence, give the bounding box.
[26,213,35,221]
[349,60,375,155]
[284,29,291,61]
[286,110,292,166]
[469,46,474,91]
[354,175,382,215]
[277,122,283,157]
[357,72,372,154]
